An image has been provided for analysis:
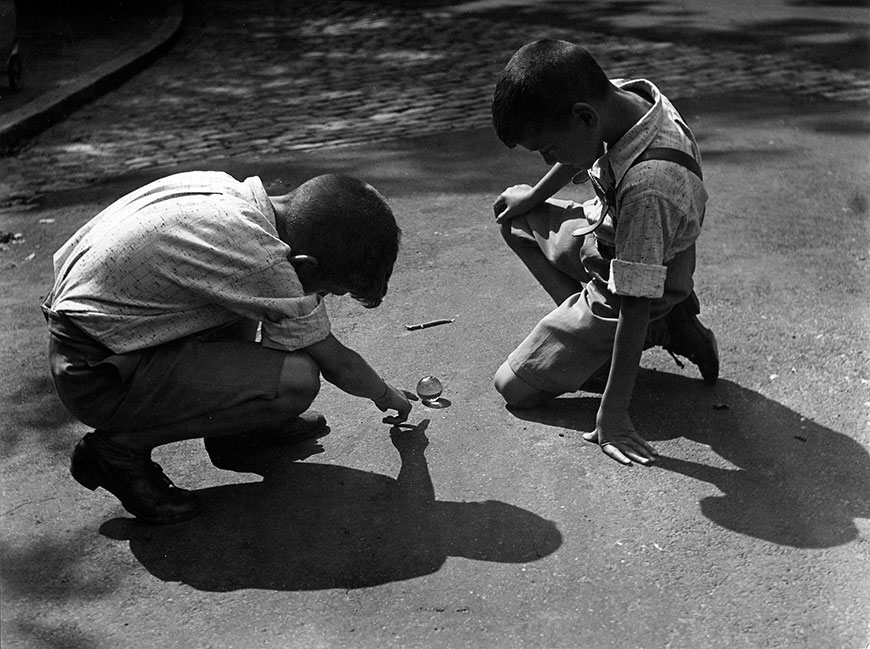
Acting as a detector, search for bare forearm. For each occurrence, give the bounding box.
[305,333,411,419]
[321,348,386,400]
[582,297,658,466]
[306,334,385,399]
[531,163,582,202]
[599,296,650,418]
[494,163,583,223]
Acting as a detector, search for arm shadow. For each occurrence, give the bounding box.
[506,369,870,549]
[98,421,562,592]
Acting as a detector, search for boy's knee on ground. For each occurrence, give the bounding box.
[493,361,549,409]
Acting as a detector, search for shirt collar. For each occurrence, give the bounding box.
[597,79,664,188]
[243,176,277,228]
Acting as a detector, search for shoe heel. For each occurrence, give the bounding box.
[70,444,102,491]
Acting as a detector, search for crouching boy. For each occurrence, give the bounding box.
[44,171,412,523]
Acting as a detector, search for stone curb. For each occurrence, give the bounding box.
[0,1,185,154]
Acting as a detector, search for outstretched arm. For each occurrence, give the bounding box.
[582,296,658,465]
[305,333,412,421]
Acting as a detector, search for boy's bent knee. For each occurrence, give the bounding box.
[493,361,552,409]
[277,352,321,409]
[500,219,534,250]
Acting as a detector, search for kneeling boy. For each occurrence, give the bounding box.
[491,40,719,467]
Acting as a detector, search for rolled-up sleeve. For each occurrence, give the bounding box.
[610,187,685,299]
[218,262,331,352]
[608,259,667,298]
[259,295,331,350]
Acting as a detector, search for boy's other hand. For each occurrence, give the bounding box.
[581,412,657,466]
[493,184,535,224]
[374,383,413,422]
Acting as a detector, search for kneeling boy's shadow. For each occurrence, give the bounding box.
[509,371,870,549]
[99,424,562,592]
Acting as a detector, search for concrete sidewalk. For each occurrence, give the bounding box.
[2,95,868,649]
[1,1,868,648]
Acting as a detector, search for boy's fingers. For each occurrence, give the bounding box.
[582,431,654,465]
[601,443,633,466]
[401,389,419,401]
[623,448,655,465]
[629,435,658,457]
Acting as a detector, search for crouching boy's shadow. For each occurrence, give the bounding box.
[99,422,562,592]
[509,371,870,549]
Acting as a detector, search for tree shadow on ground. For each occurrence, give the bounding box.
[463,0,869,71]
[99,424,562,592]
[3,373,80,457]
[0,528,123,649]
[508,371,870,549]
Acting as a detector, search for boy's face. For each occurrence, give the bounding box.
[301,274,350,299]
[519,105,603,168]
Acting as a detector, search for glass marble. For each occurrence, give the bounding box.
[416,376,443,404]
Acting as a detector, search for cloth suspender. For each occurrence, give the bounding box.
[631,147,703,180]
[570,146,703,237]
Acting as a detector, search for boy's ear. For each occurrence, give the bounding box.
[289,255,321,292]
[288,254,319,269]
[571,103,598,128]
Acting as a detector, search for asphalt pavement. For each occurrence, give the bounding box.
[1,1,869,649]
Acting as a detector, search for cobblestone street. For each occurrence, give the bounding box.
[1,0,868,206]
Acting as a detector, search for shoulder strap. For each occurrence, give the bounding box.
[630,147,703,180]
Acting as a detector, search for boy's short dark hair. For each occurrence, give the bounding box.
[492,40,611,148]
[286,174,401,308]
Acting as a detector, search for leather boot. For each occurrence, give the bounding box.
[204,411,329,471]
[661,293,719,386]
[70,432,201,524]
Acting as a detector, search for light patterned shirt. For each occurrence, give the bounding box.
[45,171,331,354]
[589,78,708,299]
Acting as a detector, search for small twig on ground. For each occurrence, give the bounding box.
[404,318,455,331]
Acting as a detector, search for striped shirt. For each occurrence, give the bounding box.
[45,171,331,353]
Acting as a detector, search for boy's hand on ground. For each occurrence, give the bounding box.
[493,184,535,224]
[581,412,657,466]
[374,383,413,422]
